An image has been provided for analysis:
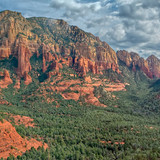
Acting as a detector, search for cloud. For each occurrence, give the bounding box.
[141,0,160,9]
[113,0,160,58]
[50,0,102,20]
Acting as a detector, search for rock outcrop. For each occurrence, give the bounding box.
[24,71,32,85]
[11,114,35,128]
[0,119,47,159]
[117,50,160,79]
[73,42,120,75]
[14,79,21,89]
[0,70,13,88]
[0,39,11,60]
[147,55,160,78]
[17,40,32,77]
[49,77,126,107]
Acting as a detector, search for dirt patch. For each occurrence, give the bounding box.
[57,79,81,87]
[61,92,80,101]
[11,115,35,128]
[0,99,10,105]
[85,94,107,107]
[14,79,21,89]
[84,81,102,87]
[105,83,126,92]
[1,113,35,128]
[50,76,62,85]
[84,76,92,83]
[54,86,69,92]
[100,140,125,145]
[70,86,94,96]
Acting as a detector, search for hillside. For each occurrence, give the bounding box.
[0,10,160,160]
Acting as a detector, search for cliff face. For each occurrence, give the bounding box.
[0,70,13,88]
[0,10,119,83]
[0,10,159,84]
[117,50,160,78]
[147,55,160,78]
[17,40,32,77]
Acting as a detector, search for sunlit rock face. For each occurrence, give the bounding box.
[0,10,120,83]
[117,50,160,79]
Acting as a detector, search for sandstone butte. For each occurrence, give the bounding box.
[0,120,48,159]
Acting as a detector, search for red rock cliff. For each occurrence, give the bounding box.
[0,10,121,81]
[147,55,160,78]
[117,50,160,78]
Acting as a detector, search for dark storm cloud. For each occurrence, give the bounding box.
[86,17,107,28]
[142,43,160,51]
[119,4,136,18]
[125,31,149,44]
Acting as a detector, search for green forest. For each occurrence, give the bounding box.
[0,57,160,160]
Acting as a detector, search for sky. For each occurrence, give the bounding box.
[0,0,160,58]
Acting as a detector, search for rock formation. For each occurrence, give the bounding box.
[0,10,121,84]
[0,70,13,88]
[117,50,160,78]
[147,55,160,78]
[0,10,159,87]
[17,40,32,77]
[0,119,48,159]
[24,71,32,85]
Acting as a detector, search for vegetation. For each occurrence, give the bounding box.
[0,57,160,160]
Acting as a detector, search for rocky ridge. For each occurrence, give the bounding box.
[0,10,159,91]
[117,50,160,78]
[0,10,120,87]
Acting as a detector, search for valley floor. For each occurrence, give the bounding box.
[0,73,160,160]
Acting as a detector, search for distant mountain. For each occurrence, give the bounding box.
[117,50,160,79]
[147,55,160,78]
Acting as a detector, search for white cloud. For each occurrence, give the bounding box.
[50,0,102,19]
